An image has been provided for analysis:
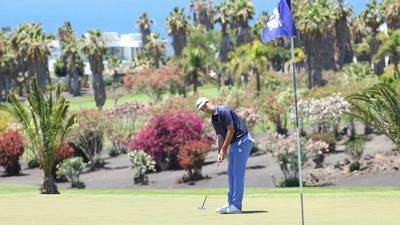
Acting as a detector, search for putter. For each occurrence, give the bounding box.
[197,162,220,210]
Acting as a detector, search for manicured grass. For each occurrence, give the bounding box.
[68,84,220,111]
[1,184,399,225]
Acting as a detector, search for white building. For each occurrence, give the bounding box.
[48,32,143,73]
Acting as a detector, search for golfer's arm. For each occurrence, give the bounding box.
[221,123,235,153]
[217,135,224,151]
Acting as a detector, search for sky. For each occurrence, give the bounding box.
[1,0,373,39]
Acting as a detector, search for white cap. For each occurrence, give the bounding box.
[195,97,208,110]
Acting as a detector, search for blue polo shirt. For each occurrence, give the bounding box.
[211,105,248,144]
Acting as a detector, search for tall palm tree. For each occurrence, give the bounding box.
[214,0,233,62]
[0,30,16,101]
[58,21,75,94]
[251,10,270,41]
[145,33,166,68]
[189,0,214,30]
[231,0,255,46]
[62,34,82,96]
[136,12,154,48]
[294,0,336,88]
[0,78,75,194]
[81,30,107,109]
[360,0,385,75]
[380,0,400,30]
[374,29,400,78]
[182,47,206,93]
[13,23,54,92]
[166,7,191,56]
[334,0,354,68]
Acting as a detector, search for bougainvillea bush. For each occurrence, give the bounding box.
[127,112,212,170]
[0,129,24,175]
[178,139,212,182]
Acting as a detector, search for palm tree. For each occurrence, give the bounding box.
[58,21,75,94]
[136,12,154,48]
[360,0,385,75]
[380,0,400,30]
[13,23,54,92]
[62,34,82,96]
[0,30,16,101]
[346,83,400,149]
[145,33,166,68]
[182,47,206,93]
[189,0,214,30]
[227,40,269,95]
[374,29,400,78]
[81,30,107,109]
[107,55,122,86]
[166,7,191,56]
[251,10,270,41]
[214,0,233,62]
[334,0,354,68]
[231,0,255,46]
[0,78,75,194]
[294,0,336,88]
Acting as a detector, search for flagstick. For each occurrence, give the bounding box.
[290,36,305,225]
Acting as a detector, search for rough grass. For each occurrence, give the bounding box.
[0,184,399,225]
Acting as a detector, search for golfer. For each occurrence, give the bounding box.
[196,97,253,214]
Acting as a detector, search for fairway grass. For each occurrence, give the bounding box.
[0,185,399,225]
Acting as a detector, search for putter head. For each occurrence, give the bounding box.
[197,207,206,210]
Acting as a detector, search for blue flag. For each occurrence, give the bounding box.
[262,0,297,43]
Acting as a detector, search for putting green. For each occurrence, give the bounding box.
[0,185,399,225]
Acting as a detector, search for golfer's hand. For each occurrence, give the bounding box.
[218,150,226,163]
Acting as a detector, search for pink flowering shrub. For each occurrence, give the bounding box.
[237,107,260,132]
[127,112,211,170]
[178,139,212,182]
[305,140,330,168]
[266,132,331,180]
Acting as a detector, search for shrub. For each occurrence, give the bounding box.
[266,133,309,181]
[0,129,24,176]
[71,109,106,170]
[237,107,260,133]
[178,140,212,182]
[128,150,156,185]
[305,139,330,168]
[309,132,336,152]
[28,158,40,169]
[0,112,11,132]
[127,112,206,170]
[55,143,75,164]
[345,136,365,171]
[56,157,86,189]
[298,93,349,133]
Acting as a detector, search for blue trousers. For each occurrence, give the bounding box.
[227,134,253,210]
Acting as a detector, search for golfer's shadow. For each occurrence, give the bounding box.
[240,210,269,214]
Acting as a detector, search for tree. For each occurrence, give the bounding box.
[0,78,75,194]
[13,23,54,92]
[380,0,400,30]
[374,29,400,78]
[294,0,336,88]
[251,10,270,41]
[231,0,255,46]
[81,30,107,109]
[58,21,74,93]
[62,33,83,96]
[136,12,154,48]
[214,0,233,62]
[182,47,206,93]
[360,0,385,75]
[334,0,354,68]
[189,0,214,30]
[107,56,122,86]
[0,31,16,101]
[166,7,191,56]
[144,33,166,68]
